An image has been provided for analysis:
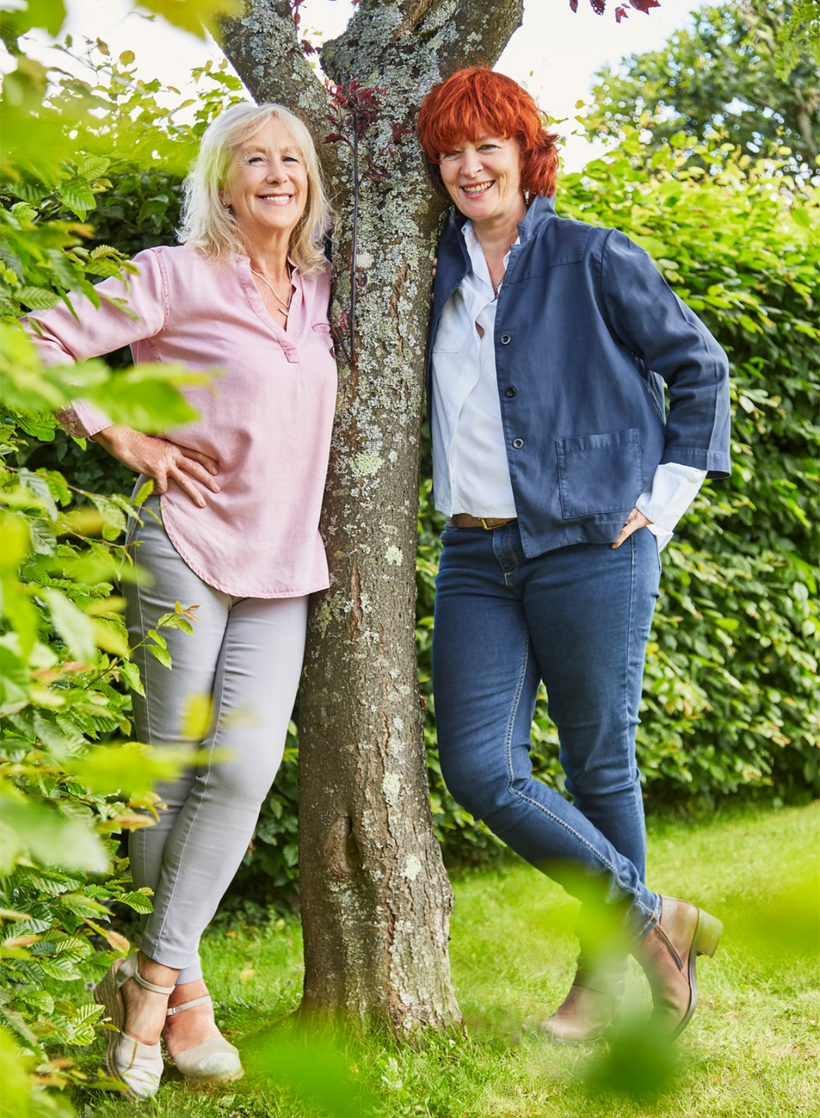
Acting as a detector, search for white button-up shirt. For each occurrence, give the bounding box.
[431,222,706,550]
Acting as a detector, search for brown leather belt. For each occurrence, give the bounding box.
[447,514,516,530]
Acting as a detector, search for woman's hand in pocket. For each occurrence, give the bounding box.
[93,425,220,509]
[611,507,651,548]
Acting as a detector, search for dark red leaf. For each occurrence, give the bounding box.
[615,4,629,20]
[629,0,661,11]
[589,0,605,14]
[569,0,578,10]
[300,38,317,55]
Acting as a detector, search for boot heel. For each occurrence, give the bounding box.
[694,909,723,957]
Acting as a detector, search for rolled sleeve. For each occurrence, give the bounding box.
[26,249,168,438]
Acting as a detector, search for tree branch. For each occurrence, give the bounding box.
[219,0,331,136]
[322,0,523,103]
[436,0,524,73]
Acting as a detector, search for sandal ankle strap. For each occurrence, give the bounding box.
[119,953,176,997]
[166,994,212,1017]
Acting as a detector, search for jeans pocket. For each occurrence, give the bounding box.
[556,428,644,520]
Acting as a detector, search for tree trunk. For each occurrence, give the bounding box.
[220,0,523,1031]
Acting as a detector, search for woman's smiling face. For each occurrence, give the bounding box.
[222,116,308,243]
[438,135,525,226]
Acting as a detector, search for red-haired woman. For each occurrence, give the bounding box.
[417,69,730,1044]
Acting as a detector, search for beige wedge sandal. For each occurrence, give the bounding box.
[94,954,174,1100]
[166,995,243,1084]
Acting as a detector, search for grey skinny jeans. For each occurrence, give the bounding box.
[124,497,307,983]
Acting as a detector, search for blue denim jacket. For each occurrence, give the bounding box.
[427,195,732,558]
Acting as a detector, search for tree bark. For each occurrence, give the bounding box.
[220,0,523,1031]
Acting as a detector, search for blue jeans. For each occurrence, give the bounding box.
[432,521,661,950]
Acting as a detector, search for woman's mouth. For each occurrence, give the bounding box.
[462,182,494,196]
[257,193,294,205]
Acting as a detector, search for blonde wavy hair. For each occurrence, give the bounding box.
[179,102,332,274]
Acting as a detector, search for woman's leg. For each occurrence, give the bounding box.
[522,526,661,944]
[519,527,659,1038]
[139,591,307,972]
[434,523,719,1041]
[432,524,659,938]
[123,500,307,1055]
[126,500,233,987]
[147,590,307,1059]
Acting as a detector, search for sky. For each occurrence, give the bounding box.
[10,0,722,170]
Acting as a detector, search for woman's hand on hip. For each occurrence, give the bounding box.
[92,425,220,509]
[611,507,652,549]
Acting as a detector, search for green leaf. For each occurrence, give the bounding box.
[18,468,58,521]
[147,644,172,669]
[0,795,109,876]
[0,645,31,716]
[59,178,96,219]
[116,890,154,915]
[15,286,60,311]
[44,589,97,664]
[68,743,191,795]
[90,495,127,532]
[135,0,243,39]
[119,659,145,697]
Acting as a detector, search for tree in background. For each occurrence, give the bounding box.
[591,0,820,171]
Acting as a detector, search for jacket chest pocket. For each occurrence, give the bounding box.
[556,428,644,520]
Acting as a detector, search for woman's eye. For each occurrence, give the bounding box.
[248,155,264,164]
[442,151,461,160]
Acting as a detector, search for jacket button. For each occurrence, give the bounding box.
[512,438,524,449]
[500,334,511,345]
[505,387,516,397]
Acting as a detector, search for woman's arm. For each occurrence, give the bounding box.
[600,229,732,480]
[27,249,219,506]
[93,426,219,510]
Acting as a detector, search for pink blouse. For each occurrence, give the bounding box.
[29,245,337,598]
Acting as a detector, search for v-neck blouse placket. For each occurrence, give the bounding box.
[30,245,338,599]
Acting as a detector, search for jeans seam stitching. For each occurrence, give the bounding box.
[504,636,530,784]
[508,789,654,916]
[625,534,635,777]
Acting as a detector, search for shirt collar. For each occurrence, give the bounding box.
[460,220,519,291]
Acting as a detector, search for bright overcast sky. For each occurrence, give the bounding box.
[13,0,721,169]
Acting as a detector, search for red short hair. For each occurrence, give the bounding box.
[417,68,559,199]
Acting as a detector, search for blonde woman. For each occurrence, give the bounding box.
[28,103,336,1099]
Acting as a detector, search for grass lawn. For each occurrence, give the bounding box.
[76,801,819,1118]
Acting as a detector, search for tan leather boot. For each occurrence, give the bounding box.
[634,896,723,1039]
[541,967,623,1044]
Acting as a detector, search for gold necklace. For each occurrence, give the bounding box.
[251,266,293,314]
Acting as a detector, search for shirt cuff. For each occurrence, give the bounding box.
[56,401,114,440]
[636,462,707,549]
